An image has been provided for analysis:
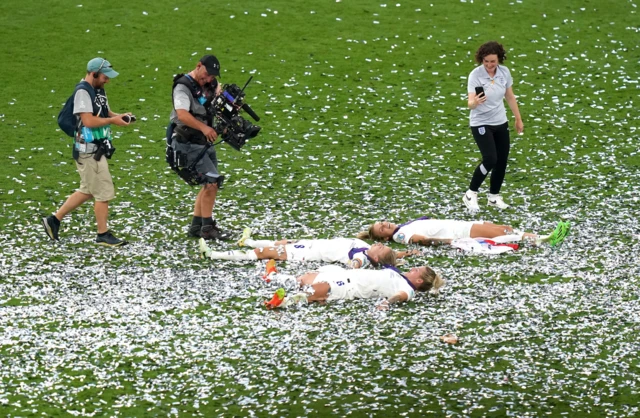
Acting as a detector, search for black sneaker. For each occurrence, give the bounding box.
[42,215,60,241]
[187,224,202,238]
[96,231,128,247]
[200,221,232,241]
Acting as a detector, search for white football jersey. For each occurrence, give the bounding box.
[314,267,416,301]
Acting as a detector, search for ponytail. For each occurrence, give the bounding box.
[430,273,446,294]
[418,266,446,293]
[356,224,379,241]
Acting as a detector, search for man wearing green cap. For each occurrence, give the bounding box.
[42,57,133,247]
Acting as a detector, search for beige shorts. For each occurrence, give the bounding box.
[76,154,115,202]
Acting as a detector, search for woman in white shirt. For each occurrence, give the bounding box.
[264,264,445,310]
[199,234,399,269]
[357,217,570,248]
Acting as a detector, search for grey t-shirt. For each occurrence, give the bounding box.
[73,88,112,142]
[467,64,513,127]
[170,83,208,126]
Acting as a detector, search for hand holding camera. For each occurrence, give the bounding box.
[122,114,136,124]
[112,114,136,126]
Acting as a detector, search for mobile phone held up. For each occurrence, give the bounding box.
[475,86,485,97]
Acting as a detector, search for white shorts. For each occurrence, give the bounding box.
[421,220,483,240]
[285,240,321,262]
[284,240,349,263]
[312,268,354,301]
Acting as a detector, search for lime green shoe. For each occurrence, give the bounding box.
[549,221,571,247]
[199,238,212,259]
[236,227,252,247]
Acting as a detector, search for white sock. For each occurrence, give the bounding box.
[489,233,524,243]
[271,274,299,289]
[283,293,308,307]
[244,239,276,248]
[209,250,258,261]
[537,233,551,242]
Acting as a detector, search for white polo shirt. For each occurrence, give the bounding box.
[467,64,513,127]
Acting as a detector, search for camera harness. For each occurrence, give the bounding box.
[166,73,261,186]
[167,74,221,186]
[72,83,113,162]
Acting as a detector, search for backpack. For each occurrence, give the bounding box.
[57,81,96,137]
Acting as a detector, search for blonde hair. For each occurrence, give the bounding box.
[373,247,397,267]
[356,223,384,241]
[417,266,446,293]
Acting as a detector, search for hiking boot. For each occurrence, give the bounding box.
[236,227,252,247]
[488,193,509,209]
[265,288,286,310]
[200,221,232,241]
[188,224,201,238]
[42,215,60,241]
[96,231,128,247]
[199,238,212,259]
[463,190,480,211]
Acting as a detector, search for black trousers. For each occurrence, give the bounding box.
[468,122,510,195]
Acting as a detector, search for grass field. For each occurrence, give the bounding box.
[1,0,639,416]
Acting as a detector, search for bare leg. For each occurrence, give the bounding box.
[470,223,538,241]
[306,283,330,303]
[298,272,319,286]
[470,222,515,238]
[55,191,93,220]
[195,183,218,218]
[94,201,109,234]
[253,246,289,261]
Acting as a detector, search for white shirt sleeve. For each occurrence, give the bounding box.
[350,252,369,269]
[392,228,410,245]
[467,67,481,94]
[504,67,513,89]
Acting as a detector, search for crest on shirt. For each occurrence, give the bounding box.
[478,127,486,135]
[396,233,405,242]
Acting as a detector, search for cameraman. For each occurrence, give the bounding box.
[42,57,133,247]
[169,55,230,240]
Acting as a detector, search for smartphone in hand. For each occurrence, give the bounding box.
[475,86,485,96]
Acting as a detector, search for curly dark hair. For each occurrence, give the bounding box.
[475,41,507,64]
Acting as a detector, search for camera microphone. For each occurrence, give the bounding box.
[241,103,260,122]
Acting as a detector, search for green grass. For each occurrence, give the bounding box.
[1,0,640,416]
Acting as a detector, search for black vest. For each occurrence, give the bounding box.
[171,74,216,144]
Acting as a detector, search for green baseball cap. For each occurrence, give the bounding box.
[87,57,119,78]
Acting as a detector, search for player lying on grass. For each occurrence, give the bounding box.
[199,228,419,268]
[264,264,445,310]
[357,217,570,249]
